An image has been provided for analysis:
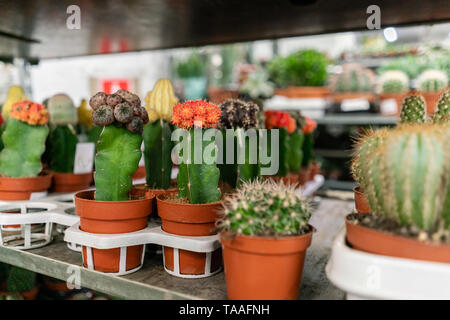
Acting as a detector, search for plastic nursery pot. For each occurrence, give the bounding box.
[74,189,153,273]
[132,165,146,180]
[353,186,371,214]
[220,229,313,300]
[0,173,52,201]
[157,195,223,275]
[52,172,93,193]
[286,86,331,98]
[346,213,450,264]
[420,91,446,115]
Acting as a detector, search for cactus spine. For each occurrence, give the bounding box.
[400,95,427,124]
[433,90,450,123]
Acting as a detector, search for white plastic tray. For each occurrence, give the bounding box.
[326,228,450,300]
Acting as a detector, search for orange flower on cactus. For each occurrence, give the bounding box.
[264,110,296,133]
[303,116,317,134]
[172,100,221,129]
[10,100,49,125]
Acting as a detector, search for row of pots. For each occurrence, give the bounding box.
[270,161,321,186]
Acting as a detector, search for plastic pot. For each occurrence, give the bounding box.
[420,91,446,115]
[52,172,93,193]
[346,213,450,263]
[0,173,52,200]
[220,229,313,300]
[157,196,222,275]
[353,186,370,214]
[74,189,153,273]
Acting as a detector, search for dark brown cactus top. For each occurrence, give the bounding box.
[218,99,259,129]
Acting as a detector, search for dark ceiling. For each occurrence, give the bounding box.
[0,0,448,60]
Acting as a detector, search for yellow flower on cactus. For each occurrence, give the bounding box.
[145,78,178,122]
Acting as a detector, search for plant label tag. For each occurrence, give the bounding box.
[74,142,95,174]
[380,98,398,115]
[30,191,48,200]
[340,99,370,112]
[138,141,145,166]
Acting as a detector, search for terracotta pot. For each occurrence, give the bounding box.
[332,92,375,103]
[353,186,370,214]
[208,87,238,104]
[75,189,153,273]
[297,167,311,185]
[220,229,313,300]
[286,86,331,98]
[420,91,446,115]
[133,184,178,216]
[379,92,408,116]
[346,214,450,263]
[0,173,52,200]
[132,165,146,180]
[52,172,93,193]
[157,196,222,275]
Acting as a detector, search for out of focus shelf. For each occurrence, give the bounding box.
[313,114,399,125]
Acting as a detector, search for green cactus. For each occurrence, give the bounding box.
[47,125,78,173]
[177,128,221,204]
[417,70,448,93]
[301,133,314,168]
[358,125,449,231]
[400,95,427,124]
[286,130,304,173]
[143,119,174,189]
[433,90,450,123]
[217,129,238,188]
[216,179,312,236]
[87,125,103,144]
[382,79,407,94]
[94,125,143,201]
[7,267,36,293]
[378,70,409,94]
[334,65,373,93]
[235,128,259,185]
[47,94,78,126]
[0,118,48,177]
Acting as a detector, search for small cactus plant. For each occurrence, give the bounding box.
[91,90,149,201]
[286,111,306,173]
[216,179,312,236]
[378,70,409,94]
[301,116,317,168]
[433,90,450,123]
[143,79,178,189]
[400,94,427,124]
[0,101,49,177]
[332,63,374,93]
[417,70,448,93]
[171,100,221,204]
[46,93,78,126]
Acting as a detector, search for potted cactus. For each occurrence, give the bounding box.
[217,179,313,300]
[45,94,93,192]
[433,89,450,123]
[141,79,179,205]
[284,111,305,185]
[0,100,51,200]
[377,70,410,115]
[330,63,375,103]
[417,69,449,115]
[74,89,152,273]
[156,100,223,276]
[217,99,260,189]
[298,116,318,184]
[346,122,450,263]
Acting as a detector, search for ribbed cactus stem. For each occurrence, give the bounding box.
[287,130,304,172]
[48,125,78,173]
[400,95,426,124]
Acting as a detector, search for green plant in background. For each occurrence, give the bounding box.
[239,70,275,100]
[417,70,448,92]
[90,90,149,201]
[267,49,330,88]
[286,111,305,173]
[357,125,450,231]
[0,101,49,177]
[216,179,312,236]
[400,95,427,124]
[46,94,79,173]
[175,52,206,79]
[377,70,409,94]
[171,100,221,204]
[218,45,237,87]
[332,64,374,93]
[433,90,450,123]
[217,99,260,188]
[143,79,178,189]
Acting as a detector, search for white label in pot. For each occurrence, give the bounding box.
[74,142,95,174]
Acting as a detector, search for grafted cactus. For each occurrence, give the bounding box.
[145,78,178,122]
[359,125,450,231]
[433,90,450,123]
[400,95,427,124]
[47,94,78,126]
[48,125,78,173]
[0,101,49,177]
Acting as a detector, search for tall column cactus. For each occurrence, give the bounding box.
[286,111,305,173]
[301,116,317,168]
[90,90,149,201]
[171,100,221,204]
[400,95,427,124]
[143,79,178,189]
[0,101,49,177]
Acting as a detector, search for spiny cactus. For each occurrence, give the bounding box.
[332,64,374,93]
[433,90,450,123]
[91,90,148,201]
[358,124,450,231]
[172,100,221,204]
[216,179,312,236]
[400,95,427,124]
[417,70,448,92]
[218,99,259,129]
[378,70,409,94]
[47,94,78,126]
[0,101,49,177]
[47,125,78,173]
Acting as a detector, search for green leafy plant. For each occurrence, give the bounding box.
[216,179,312,236]
[175,53,206,79]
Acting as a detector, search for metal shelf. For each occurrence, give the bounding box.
[313,114,399,125]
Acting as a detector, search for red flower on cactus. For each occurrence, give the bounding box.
[10,100,49,125]
[172,100,221,129]
[303,116,317,134]
[264,110,296,133]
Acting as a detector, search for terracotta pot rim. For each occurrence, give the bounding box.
[0,172,52,180]
[220,227,314,241]
[156,195,222,207]
[52,171,92,177]
[75,189,155,204]
[353,186,364,194]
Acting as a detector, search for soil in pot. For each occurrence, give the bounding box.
[346,213,450,263]
[0,172,52,200]
[353,187,370,214]
[220,227,313,300]
[52,171,93,193]
[157,194,223,275]
[75,188,153,273]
